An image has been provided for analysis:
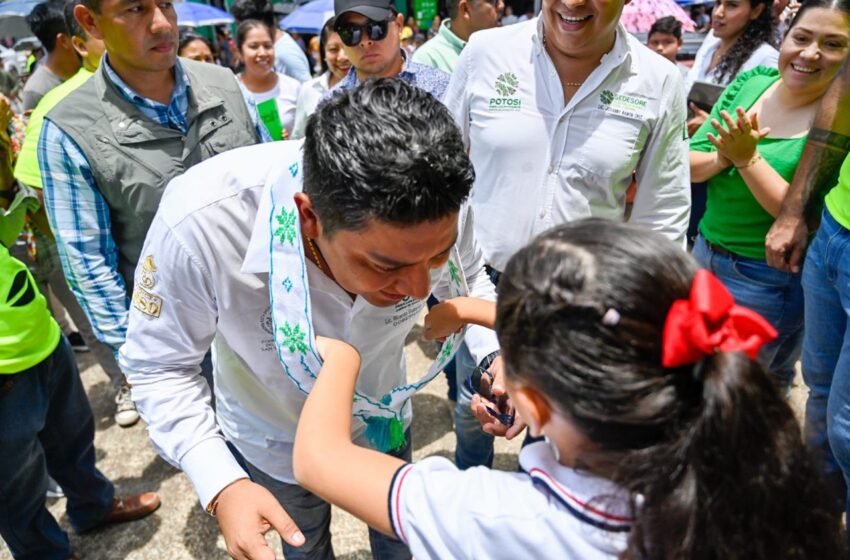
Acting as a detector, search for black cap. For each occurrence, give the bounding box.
[333,0,395,28]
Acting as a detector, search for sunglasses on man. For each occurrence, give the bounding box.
[337,17,393,47]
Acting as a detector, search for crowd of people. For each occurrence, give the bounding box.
[4,0,850,557]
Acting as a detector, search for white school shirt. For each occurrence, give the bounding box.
[241,72,302,137]
[685,31,779,91]
[445,18,690,272]
[291,72,330,140]
[389,441,632,559]
[118,141,499,508]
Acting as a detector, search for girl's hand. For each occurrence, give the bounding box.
[707,108,770,167]
[422,300,465,341]
[687,103,710,137]
[314,336,359,365]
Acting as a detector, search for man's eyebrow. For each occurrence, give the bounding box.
[367,234,458,268]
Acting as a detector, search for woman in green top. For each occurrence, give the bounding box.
[690,0,850,387]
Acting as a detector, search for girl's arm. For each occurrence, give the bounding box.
[293,337,405,537]
[707,108,787,217]
[422,296,496,341]
[734,156,790,217]
[690,150,732,182]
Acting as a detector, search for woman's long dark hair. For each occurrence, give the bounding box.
[496,219,844,559]
[713,0,775,84]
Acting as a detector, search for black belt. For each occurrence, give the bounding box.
[704,238,739,259]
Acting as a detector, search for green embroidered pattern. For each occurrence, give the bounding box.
[438,339,454,365]
[279,322,308,354]
[274,208,298,246]
[448,260,461,287]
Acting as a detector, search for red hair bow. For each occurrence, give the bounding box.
[662,269,778,368]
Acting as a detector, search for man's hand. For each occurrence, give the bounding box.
[216,478,305,560]
[765,210,809,272]
[469,356,526,440]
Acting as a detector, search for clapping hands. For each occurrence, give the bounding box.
[706,107,771,168]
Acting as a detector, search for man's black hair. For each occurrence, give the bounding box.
[26,0,68,53]
[63,0,87,41]
[230,0,276,28]
[303,79,474,236]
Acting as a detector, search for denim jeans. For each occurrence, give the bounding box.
[801,208,850,517]
[229,431,413,560]
[453,342,495,469]
[0,337,114,560]
[692,235,804,388]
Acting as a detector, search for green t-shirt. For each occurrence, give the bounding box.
[691,67,807,260]
[0,243,61,374]
[825,151,850,230]
[411,20,466,73]
[14,68,94,189]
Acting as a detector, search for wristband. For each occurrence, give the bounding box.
[735,152,762,169]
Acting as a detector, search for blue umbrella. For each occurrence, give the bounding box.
[175,2,234,27]
[279,0,334,34]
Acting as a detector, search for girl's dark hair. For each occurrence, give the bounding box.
[236,19,273,51]
[496,219,844,560]
[713,0,775,84]
[178,32,212,57]
[786,0,850,35]
[318,17,336,75]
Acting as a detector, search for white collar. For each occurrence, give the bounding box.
[519,440,633,532]
[532,17,636,75]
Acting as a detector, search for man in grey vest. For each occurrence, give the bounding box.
[37,0,269,420]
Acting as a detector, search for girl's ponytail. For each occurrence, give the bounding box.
[623,352,843,559]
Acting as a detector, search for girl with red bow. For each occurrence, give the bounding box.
[292,218,843,559]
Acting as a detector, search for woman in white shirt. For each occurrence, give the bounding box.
[686,0,778,134]
[236,19,301,140]
[291,17,351,140]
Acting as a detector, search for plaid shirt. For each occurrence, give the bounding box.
[39,57,270,354]
[331,50,450,101]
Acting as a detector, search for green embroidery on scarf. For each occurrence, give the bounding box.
[274,208,298,246]
[448,260,462,287]
[438,339,454,365]
[279,321,308,354]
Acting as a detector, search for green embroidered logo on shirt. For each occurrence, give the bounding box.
[489,72,521,112]
[598,90,648,119]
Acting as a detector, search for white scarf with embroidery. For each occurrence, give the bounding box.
[268,159,469,452]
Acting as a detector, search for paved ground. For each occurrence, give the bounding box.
[1,319,525,559]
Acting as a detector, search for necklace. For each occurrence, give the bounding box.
[541,32,584,88]
[306,237,328,276]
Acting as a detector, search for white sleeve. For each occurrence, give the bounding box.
[443,40,473,149]
[389,459,545,560]
[388,459,473,558]
[631,69,691,247]
[431,204,499,365]
[118,214,248,508]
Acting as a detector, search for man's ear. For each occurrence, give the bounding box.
[395,12,404,28]
[75,4,103,42]
[70,35,88,58]
[511,385,551,438]
[293,192,323,239]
